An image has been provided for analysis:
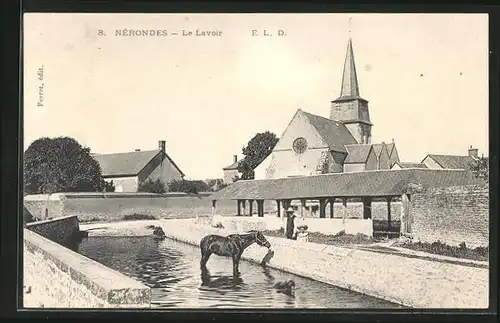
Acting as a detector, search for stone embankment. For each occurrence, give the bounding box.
[80,219,489,309]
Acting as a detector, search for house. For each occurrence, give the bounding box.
[421,146,480,170]
[391,162,428,170]
[222,155,242,184]
[92,140,185,192]
[343,144,378,172]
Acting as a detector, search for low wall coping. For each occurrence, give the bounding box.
[26,215,78,228]
[23,229,151,305]
[29,191,215,199]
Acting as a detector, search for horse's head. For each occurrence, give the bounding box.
[251,230,271,248]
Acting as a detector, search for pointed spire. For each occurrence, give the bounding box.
[339,38,360,98]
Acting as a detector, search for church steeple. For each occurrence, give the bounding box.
[339,38,360,98]
[329,36,373,144]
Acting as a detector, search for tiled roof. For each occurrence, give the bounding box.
[210,169,481,200]
[93,149,185,177]
[424,154,476,170]
[386,143,395,156]
[301,111,358,153]
[344,144,372,163]
[395,162,428,169]
[372,143,386,158]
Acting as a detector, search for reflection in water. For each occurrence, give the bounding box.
[77,237,406,309]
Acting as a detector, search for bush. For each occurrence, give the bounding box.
[138,179,166,194]
[399,240,488,262]
[167,179,211,194]
[122,214,157,221]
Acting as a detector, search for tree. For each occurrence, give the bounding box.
[102,180,116,193]
[167,179,211,194]
[138,179,167,194]
[237,131,279,180]
[24,137,107,194]
[468,155,489,183]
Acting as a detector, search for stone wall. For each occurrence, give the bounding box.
[304,218,373,236]
[26,215,80,246]
[24,194,65,221]
[23,229,151,308]
[159,219,489,309]
[411,185,489,248]
[207,215,373,236]
[23,192,276,223]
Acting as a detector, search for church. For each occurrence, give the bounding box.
[253,38,400,180]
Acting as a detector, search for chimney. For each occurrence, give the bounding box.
[233,155,238,163]
[468,145,478,158]
[159,140,166,153]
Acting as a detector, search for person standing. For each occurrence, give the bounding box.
[285,209,296,239]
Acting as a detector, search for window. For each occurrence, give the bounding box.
[293,137,308,154]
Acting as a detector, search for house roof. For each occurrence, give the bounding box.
[209,169,481,200]
[301,110,358,153]
[223,159,242,171]
[423,154,476,170]
[344,144,373,163]
[371,143,384,158]
[394,162,428,169]
[93,149,185,177]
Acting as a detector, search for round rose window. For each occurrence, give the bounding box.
[293,137,308,154]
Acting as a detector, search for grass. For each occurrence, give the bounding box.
[262,229,374,245]
[396,240,489,262]
[121,214,157,221]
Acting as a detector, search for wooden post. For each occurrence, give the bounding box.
[363,197,372,219]
[386,197,392,231]
[342,198,347,219]
[237,200,241,216]
[258,200,264,217]
[329,198,334,218]
[276,200,281,218]
[242,200,247,216]
[300,199,306,217]
[319,199,326,218]
[401,194,411,235]
[249,200,254,217]
[211,200,217,216]
[309,200,314,218]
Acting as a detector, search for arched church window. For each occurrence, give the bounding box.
[293,137,308,154]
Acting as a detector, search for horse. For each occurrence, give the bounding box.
[199,230,271,275]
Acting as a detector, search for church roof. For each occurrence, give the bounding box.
[301,110,358,153]
[93,149,185,177]
[332,38,368,103]
[423,154,476,170]
[340,38,359,98]
[210,169,481,200]
[372,143,386,158]
[386,143,397,158]
[344,144,373,163]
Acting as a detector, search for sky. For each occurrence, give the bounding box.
[23,13,489,180]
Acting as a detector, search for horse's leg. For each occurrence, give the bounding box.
[232,252,242,276]
[200,249,212,269]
